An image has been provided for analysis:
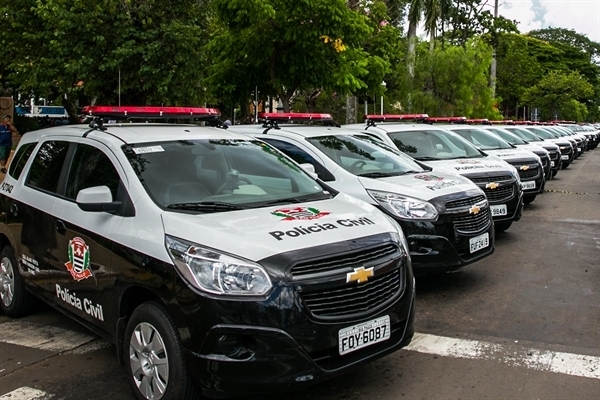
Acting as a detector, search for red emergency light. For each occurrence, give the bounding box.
[489,120,515,125]
[364,114,429,122]
[426,116,467,123]
[82,106,221,118]
[513,120,533,125]
[466,118,490,125]
[258,112,333,122]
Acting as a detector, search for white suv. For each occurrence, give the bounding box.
[0,106,415,400]
[231,113,495,276]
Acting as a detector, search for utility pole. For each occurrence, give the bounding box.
[490,0,499,99]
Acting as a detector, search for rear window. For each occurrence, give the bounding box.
[26,141,70,194]
[8,142,38,180]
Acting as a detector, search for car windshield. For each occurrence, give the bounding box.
[523,127,557,139]
[504,127,544,142]
[449,127,513,150]
[485,127,528,145]
[305,134,428,176]
[123,139,331,211]
[385,129,483,160]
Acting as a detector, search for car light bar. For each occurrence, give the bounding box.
[258,112,333,122]
[364,114,429,122]
[490,120,515,125]
[82,106,221,118]
[426,116,467,123]
[466,118,490,125]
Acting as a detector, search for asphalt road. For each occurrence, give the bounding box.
[1,147,599,400]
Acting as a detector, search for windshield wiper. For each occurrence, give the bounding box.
[415,156,441,161]
[357,171,395,178]
[166,201,248,211]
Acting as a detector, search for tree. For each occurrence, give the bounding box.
[206,0,376,113]
[528,28,600,63]
[0,0,210,118]
[410,38,500,118]
[522,71,594,122]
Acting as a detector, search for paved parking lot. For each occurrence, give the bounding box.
[1,148,599,400]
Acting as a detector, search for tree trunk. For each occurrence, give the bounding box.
[346,95,357,124]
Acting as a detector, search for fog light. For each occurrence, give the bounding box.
[216,334,254,360]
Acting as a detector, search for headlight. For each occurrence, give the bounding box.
[509,165,521,183]
[166,235,272,296]
[368,190,438,220]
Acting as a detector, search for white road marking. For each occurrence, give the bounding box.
[557,219,600,225]
[405,333,600,380]
[0,320,109,353]
[0,387,54,399]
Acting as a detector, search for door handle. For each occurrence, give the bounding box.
[56,220,66,235]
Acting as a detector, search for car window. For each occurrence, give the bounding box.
[387,129,483,160]
[26,141,70,194]
[450,128,513,150]
[260,138,335,181]
[65,144,121,200]
[123,139,329,209]
[8,142,37,180]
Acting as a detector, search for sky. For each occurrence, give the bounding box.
[494,0,600,42]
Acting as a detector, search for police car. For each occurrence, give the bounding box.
[343,115,524,232]
[230,113,495,276]
[439,120,545,205]
[509,124,576,170]
[0,106,415,399]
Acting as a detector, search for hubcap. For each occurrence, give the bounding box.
[0,256,15,307]
[129,322,169,400]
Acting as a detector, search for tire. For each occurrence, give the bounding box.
[0,245,37,317]
[494,221,512,232]
[523,195,536,205]
[551,169,558,178]
[124,301,201,400]
[562,162,570,170]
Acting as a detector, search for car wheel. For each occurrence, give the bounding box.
[125,301,201,400]
[494,221,512,232]
[523,195,536,205]
[562,162,570,169]
[551,170,558,178]
[0,245,37,317]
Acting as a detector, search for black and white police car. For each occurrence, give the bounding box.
[0,106,415,399]
[231,113,494,276]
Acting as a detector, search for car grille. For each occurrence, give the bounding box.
[509,161,540,180]
[445,195,486,210]
[484,185,515,202]
[453,207,491,234]
[300,268,403,318]
[290,244,399,278]
[548,150,560,162]
[468,175,513,184]
[464,174,515,203]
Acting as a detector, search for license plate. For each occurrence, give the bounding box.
[561,155,569,160]
[339,315,390,355]
[490,204,507,216]
[469,232,489,253]
[551,161,555,167]
[578,148,582,153]
[522,181,536,190]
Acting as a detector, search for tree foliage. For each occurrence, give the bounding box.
[410,38,500,118]
[205,0,376,112]
[522,71,594,121]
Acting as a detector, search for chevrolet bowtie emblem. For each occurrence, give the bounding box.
[486,182,499,189]
[346,266,374,284]
[520,165,530,171]
[469,205,481,215]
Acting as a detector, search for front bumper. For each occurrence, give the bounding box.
[171,234,416,398]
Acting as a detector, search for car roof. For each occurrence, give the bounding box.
[17,123,253,146]
[231,123,361,139]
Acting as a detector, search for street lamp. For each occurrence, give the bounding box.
[380,81,387,115]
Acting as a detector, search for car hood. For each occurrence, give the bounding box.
[357,172,478,201]
[484,149,540,163]
[420,158,512,176]
[161,194,396,262]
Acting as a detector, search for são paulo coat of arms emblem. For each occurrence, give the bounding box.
[65,237,92,281]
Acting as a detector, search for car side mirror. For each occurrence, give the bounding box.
[300,163,318,179]
[76,186,122,214]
